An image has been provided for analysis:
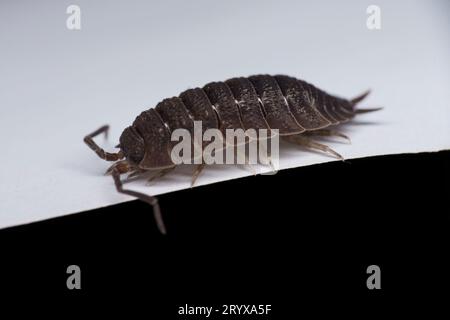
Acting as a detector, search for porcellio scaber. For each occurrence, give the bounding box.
[84,74,380,234]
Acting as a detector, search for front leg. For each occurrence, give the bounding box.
[107,161,167,235]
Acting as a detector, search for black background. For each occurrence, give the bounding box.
[1,151,449,315]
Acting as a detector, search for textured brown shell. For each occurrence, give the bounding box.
[119,74,357,169]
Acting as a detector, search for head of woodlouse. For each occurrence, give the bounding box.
[119,126,145,165]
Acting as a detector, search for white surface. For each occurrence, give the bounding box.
[0,0,449,229]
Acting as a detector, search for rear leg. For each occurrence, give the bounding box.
[146,167,176,185]
[234,144,257,175]
[285,135,344,160]
[124,169,147,182]
[191,164,205,187]
[239,154,257,176]
[304,129,351,143]
[258,139,276,172]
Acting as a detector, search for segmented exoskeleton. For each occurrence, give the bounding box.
[84,74,380,233]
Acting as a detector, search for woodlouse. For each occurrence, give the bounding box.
[84,74,380,234]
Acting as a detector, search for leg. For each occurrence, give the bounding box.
[111,167,167,235]
[147,167,175,185]
[124,169,147,181]
[259,138,277,172]
[239,153,257,176]
[84,125,123,161]
[285,135,343,160]
[305,129,351,143]
[191,164,205,187]
[234,144,257,175]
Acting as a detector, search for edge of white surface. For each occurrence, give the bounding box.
[2,148,447,231]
